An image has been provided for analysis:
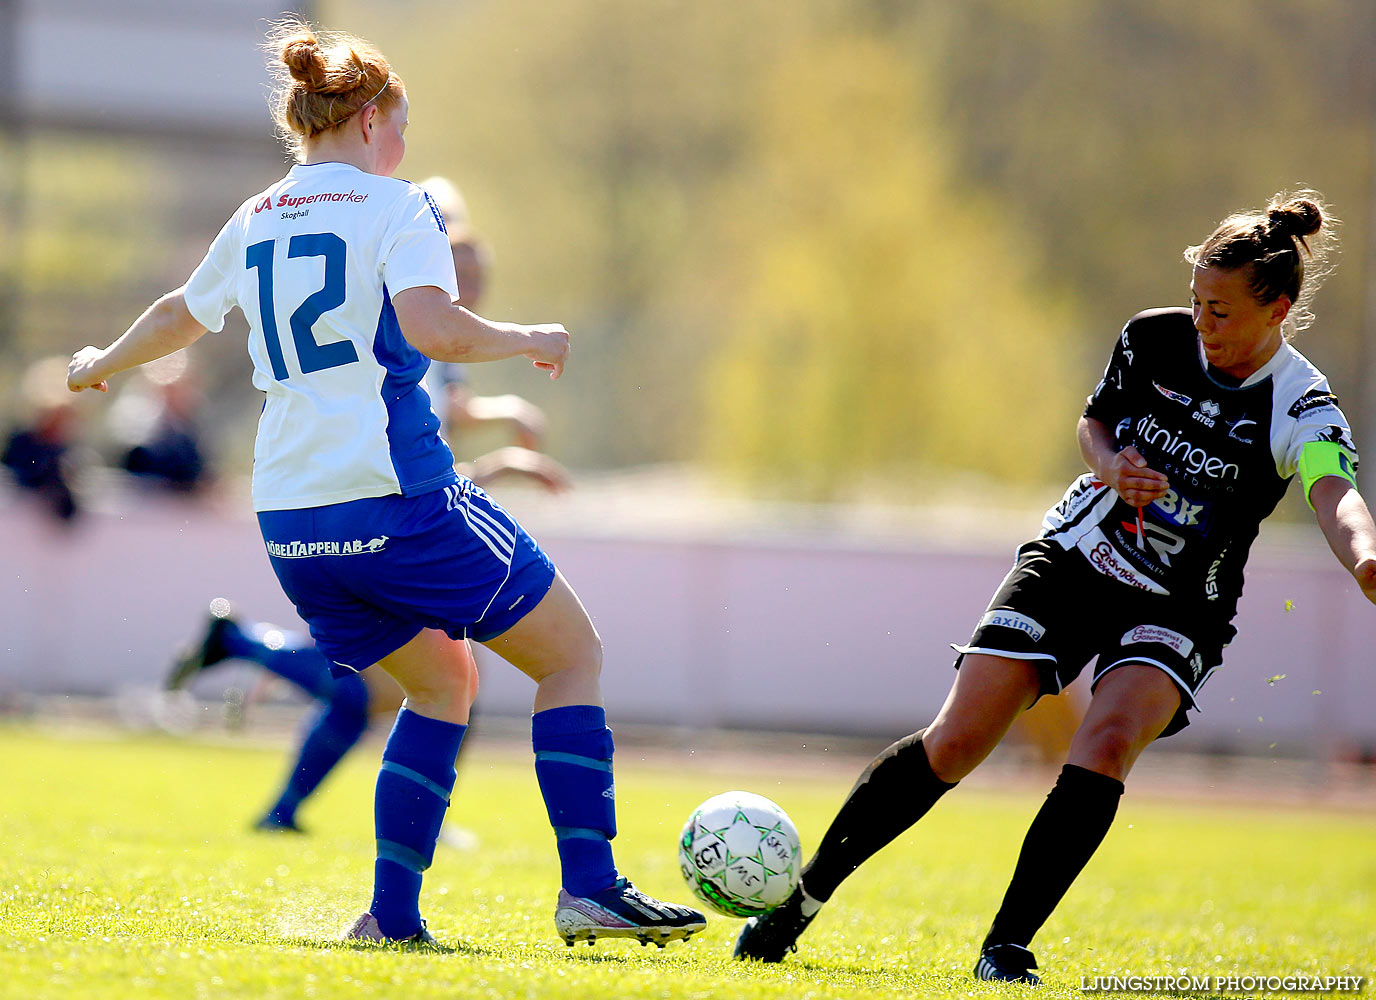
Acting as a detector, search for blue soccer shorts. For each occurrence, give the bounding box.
[257,479,555,676]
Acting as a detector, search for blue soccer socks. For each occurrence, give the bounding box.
[369,708,467,939]
[261,671,370,829]
[532,705,619,897]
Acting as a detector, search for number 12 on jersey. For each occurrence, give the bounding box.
[246,233,359,379]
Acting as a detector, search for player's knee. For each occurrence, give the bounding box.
[399,663,477,715]
[559,624,603,683]
[465,654,480,701]
[584,627,603,678]
[922,724,988,782]
[1075,714,1150,773]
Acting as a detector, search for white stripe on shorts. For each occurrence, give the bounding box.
[466,499,516,553]
[459,499,515,564]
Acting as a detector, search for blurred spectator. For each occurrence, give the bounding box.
[420,175,571,492]
[108,350,212,493]
[2,356,85,524]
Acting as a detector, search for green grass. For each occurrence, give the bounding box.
[1,724,1372,999]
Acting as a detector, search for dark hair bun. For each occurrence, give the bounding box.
[1267,198,1323,240]
[281,33,328,90]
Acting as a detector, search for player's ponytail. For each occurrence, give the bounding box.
[265,18,403,161]
[1184,188,1339,338]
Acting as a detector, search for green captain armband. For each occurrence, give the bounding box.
[1298,440,1359,509]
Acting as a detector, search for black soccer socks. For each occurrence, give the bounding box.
[798,733,957,903]
[982,763,1125,950]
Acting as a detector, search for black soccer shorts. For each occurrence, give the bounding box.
[951,538,1234,737]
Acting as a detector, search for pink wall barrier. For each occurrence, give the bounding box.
[2,485,1369,756]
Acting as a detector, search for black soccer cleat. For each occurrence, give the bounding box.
[165,599,239,690]
[732,885,818,962]
[553,877,706,948]
[974,943,1041,984]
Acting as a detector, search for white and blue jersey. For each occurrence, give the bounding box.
[181,162,555,667]
[183,161,460,511]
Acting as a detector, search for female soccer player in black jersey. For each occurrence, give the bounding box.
[734,191,1376,982]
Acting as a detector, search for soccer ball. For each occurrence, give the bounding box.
[678,790,802,918]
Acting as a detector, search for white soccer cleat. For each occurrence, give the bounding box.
[554,878,707,948]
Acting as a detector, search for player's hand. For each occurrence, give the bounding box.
[1102,446,1169,508]
[67,347,110,393]
[525,324,569,380]
[1354,556,1376,606]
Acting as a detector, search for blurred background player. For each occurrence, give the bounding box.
[733,190,1376,982]
[2,356,88,525]
[108,350,214,494]
[166,177,571,835]
[418,174,570,492]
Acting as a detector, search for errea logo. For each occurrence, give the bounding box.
[1193,399,1220,428]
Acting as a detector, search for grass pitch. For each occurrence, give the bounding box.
[1,723,1372,999]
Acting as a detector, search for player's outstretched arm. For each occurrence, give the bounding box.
[1077,415,1170,508]
[68,288,206,393]
[1310,475,1376,605]
[453,391,548,450]
[464,446,572,494]
[392,285,569,379]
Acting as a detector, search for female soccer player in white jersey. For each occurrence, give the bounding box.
[67,19,704,949]
[733,191,1376,982]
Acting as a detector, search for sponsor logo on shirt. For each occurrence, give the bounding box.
[265,535,389,559]
[1153,382,1193,406]
[1048,475,1109,526]
[1287,388,1339,419]
[1074,529,1168,594]
[253,190,371,214]
[1203,547,1227,601]
[978,610,1046,642]
[1192,399,1220,428]
[1227,418,1256,445]
[1121,624,1194,657]
[1315,424,1357,451]
[1135,414,1240,479]
[1118,517,1185,565]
